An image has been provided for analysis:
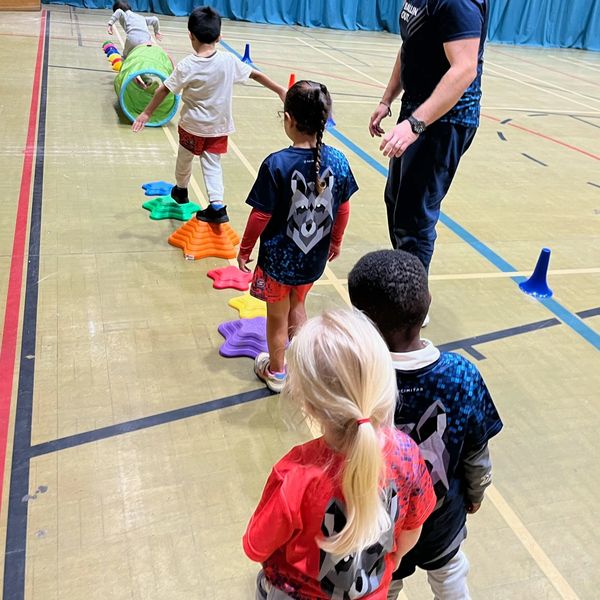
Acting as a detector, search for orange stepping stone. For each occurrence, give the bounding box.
[168,218,240,260]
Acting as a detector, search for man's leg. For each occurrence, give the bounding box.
[384,123,476,271]
[426,550,471,600]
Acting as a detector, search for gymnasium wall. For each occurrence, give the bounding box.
[42,0,600,51]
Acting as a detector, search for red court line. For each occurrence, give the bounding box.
[0,11,46,509]
[482,113,600,161]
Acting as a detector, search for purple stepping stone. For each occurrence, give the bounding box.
[218,317,267,359]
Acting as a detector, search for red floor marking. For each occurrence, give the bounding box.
[0,11,46,508]
[482,113,600,161]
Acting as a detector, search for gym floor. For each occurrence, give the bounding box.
[0,5,599,599]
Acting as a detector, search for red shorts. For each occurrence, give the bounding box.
[250,266,313,304]
[178,126,228,156]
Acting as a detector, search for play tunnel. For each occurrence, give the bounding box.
[114,44,179,127]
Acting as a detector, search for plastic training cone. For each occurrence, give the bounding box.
[518,248,553,298]
[168,218,240,260]
[241,43,252,64]
[288,73,296,88]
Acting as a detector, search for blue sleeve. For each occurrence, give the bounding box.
[330,151,359,204]
[246,158,279,214]
[430,0,485,43]
[465,371,503,451]
[341,164,359,204]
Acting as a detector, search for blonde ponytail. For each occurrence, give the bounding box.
[284,309,397,557]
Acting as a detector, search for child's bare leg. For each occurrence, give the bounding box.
[288,289,308,339]
[266,297,290,373]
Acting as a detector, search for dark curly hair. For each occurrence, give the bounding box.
[284,80,332,194]
[348,250,430,339]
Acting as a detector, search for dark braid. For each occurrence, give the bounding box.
[284,80,332,193]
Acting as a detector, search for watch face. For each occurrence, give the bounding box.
[409,116,426,134]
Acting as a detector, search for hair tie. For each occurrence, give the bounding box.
[357,418,371,426]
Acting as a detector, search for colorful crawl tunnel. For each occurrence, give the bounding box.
[112,44,179,127]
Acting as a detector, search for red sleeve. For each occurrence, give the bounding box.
[239,208,272,260]
[330,201,350,249]
[402,441,437,530]
[243,466,295,562]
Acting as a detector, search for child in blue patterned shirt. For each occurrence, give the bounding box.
[348,249,503,600]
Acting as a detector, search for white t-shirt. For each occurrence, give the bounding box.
[164,51,253,137]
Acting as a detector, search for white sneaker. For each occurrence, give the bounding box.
[254,352,287,393]
[422,312,430,328]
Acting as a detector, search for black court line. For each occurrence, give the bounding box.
[3,13,50,600]
[521,152,548,167]
[49,63,110,74]
[497,131,507,141]
[500,118,512,124]
[22,305,600,459]
[28,387,273,458]
[587,181,600,189]
[439,307,599,360]
[72,7,83,47]
[570,115,600,130]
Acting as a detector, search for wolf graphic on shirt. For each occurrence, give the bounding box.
[318,483,399,598]
[286,168,335,254]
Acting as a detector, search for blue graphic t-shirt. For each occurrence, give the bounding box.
[394,350,502,559]
[246,145,358,286]
[398,0,488,127]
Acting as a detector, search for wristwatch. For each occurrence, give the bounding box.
[407,114,427,134]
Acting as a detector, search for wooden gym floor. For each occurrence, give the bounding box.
[0,5,599,599]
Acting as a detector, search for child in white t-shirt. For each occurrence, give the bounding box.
[132,6,286,224]
[107,1,161,57]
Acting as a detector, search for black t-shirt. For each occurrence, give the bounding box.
[246,145,358,286]
[399,0,488,127]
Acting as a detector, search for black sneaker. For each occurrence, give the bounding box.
[196,204,229,224]
[170,185,189,205]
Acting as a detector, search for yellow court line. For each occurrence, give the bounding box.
[118,23,582,599]
[228,36,583,600]
[548,55,600,73]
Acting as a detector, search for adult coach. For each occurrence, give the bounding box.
[369,0,488,273]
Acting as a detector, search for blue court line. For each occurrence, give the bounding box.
[216,44,600,350]
[327,124,600,351]
[220,39,260,70]
[3,13,50,600]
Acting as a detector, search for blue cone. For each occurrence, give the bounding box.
[326,115,336,129]
[519,248,553,298]
[241,43,252,64]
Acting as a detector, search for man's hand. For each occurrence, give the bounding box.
[237,255,253,273]
[107,24,113,35]
[132,113,150,132]
[466,501,481,514]
[369,103,391,137]
[379,120,419,158]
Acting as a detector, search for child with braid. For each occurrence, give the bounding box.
[237,81,359,392]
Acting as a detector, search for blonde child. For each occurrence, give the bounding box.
[243,309,436,599]
[107,1,162,58]
[237,81,356,392]
[132,6,286,224]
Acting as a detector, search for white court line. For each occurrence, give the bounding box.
[486,60,600,106]
[485,66,600,112]
[296,37,388,86]
[225,37,584,600]
[549,55,600,73]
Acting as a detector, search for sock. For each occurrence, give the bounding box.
[210,200,224,210]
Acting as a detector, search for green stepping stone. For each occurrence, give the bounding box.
[142,195,200,221]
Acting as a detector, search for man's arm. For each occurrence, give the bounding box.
[369,50,403,137]
[380,37,480,157]
[249,70,287,103]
